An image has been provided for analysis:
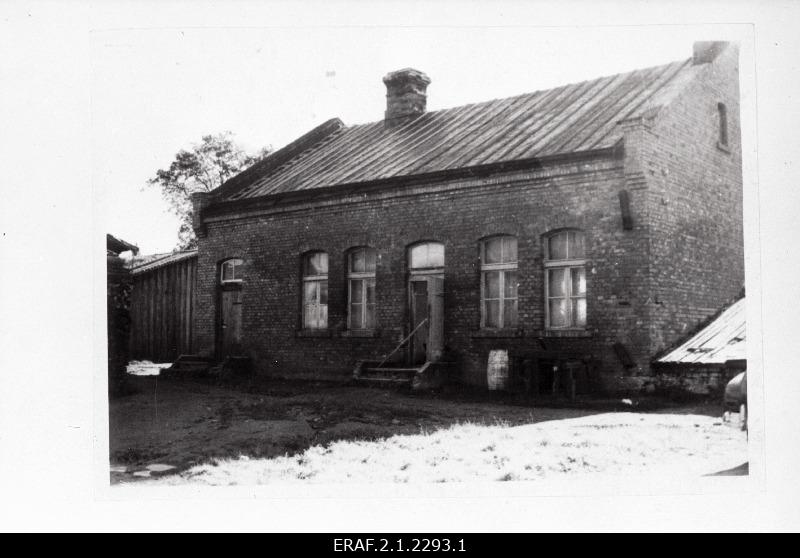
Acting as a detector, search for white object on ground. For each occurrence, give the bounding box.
[126,360,171,376]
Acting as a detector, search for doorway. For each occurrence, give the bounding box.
[218,287,243,358]
[408,275,444,365]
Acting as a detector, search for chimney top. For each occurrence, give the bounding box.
[383,68,431,124]
[693,41,729,65]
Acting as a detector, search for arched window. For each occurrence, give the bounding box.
[480,236,518,328]
[718,102,728,147]
[302,251,328,329]
[409,241,444,271]
[220,258,243,284]
[347,247,377,330]
[544,230,587,329]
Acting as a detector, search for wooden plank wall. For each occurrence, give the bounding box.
[129,256,197,362]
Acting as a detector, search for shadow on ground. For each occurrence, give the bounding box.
[109,375,727,483]
[707,462,749,476]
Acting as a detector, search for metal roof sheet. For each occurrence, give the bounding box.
[219,58,700,201]
[658,298,746,364]
[130,250,198,275]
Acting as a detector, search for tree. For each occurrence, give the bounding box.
[148,131,271,250]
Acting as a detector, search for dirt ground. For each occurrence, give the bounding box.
[109,374,735,484]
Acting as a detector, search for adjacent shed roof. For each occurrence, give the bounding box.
[657,298,746,365]
[218,58,701,202]
[130,250,197,275]
[107,234,139,256]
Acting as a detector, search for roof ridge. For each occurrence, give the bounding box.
[345,58,688,130]
[214,55,702,202]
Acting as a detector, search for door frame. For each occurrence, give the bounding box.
[216,282,243,359]
[407,270,444,364]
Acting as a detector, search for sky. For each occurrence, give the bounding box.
[92,23,748,254]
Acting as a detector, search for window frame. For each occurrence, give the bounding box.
[347,247,377,331]
[480,236,519,329]
[219,258,244,284]
[408,241,445,272]
[301,251,329,330]
[543,231,587,330]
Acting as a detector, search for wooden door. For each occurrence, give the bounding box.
[219,288,242,357]
[427,275,444,362]
[409,279,429,365]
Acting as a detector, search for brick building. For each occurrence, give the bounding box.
[189,41,743,394]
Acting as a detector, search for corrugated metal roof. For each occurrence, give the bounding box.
[130,250,197,275]
[658,298,746,364]
[220,58,700,201]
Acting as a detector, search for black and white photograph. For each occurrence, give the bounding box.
[2,0,799,534]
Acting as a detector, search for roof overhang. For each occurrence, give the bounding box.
[204,145,621,221]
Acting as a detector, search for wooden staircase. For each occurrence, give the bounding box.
[353,360,454,390]
[353,360,428,386]
[161,354,213,378]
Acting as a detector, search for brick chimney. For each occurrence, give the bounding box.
[692,41,729,65]
[383,68,431,125]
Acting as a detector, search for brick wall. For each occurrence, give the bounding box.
[192,47,743,394]
[193,155,664,392]
[643,45,744,372]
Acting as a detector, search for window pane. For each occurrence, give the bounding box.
[549,298,568,328]
[485,300,500,328]
[485,271,500,298]
[503,236,518,263]
[571,267,586,296]
[319,280,328,305]
[306,252,328,276]
[548,233,568,260]
[303,281,318,304]
[365,278,376,304]
[303,305,317,329]
[569,231,586,259]
[572,298,587,327]
[350,303,363,329]
[351,249,365,273]
[409,244,426,268]
[319,304,328,328]
[222,262,233,281]
[548,268,567,297]
[350,279,363,305]
[504,271,518,298]
[365,248,377,273]
[503,299,518,327]
[484,237,503,264]
[365,303,376,329]
[410,242,445,268]
[428,243,444,267]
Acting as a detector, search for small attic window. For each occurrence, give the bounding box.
[220,258,243,283]
[717,103,729,149]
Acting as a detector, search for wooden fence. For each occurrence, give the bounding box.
[129,251,197,362]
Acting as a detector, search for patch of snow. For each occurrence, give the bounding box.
[146,464,176,473]
[126,360,170,376]
[144,412,748,486]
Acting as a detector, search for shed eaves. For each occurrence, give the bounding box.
[657,298,746,365]
[219,58,699,202]
[130,250,198,275]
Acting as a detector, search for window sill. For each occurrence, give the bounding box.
[340,329,380,338]
[472,329,524,339]
[542,329,592,338]
[295,329,333,338]
[716,141,731,154]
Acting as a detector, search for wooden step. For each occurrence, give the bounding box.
[355,363,422,386]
